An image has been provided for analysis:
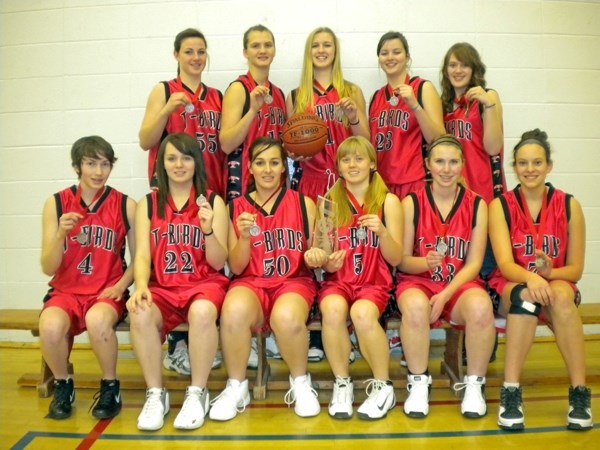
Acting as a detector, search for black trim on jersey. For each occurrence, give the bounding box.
[88,186,113,214]
[246,186,288,217]
[499,194,511,230]
[425,184,465,225]
[146,193,154,220]
[472,196,482,230]
[513,183,556,223]
[54,192,64,220]
[121,195,130,232]
[228,198,235,222]
[208,190,218,209]
[566,194,573,222]
[408,192,420,230]
[299,192,310,238]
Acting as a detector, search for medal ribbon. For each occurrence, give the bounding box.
[247,71,272,100]
[167,185,199,219]
[430,185,460,247]
[518,186,548,252]
[251,184,282,215]
[454,94,472,117]
[343,182,369,239]
[176,77,203,110]
[72,185,106,243]
[387,74,411,103]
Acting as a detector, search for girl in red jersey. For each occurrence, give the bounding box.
[490,129,591,432]
[39,136,136,421]
[220,25,287,201]
[397,134,495,419]
[369,31,445,200]
[139,28,226,197]
[440,42,505,205]
[129,133,229,432]
[209,137,320,421]
[303,136,403,421]
[288,26,370,201]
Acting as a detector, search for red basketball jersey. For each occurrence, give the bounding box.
[492,184,570,275]
[147,189,227,288]
[225,73,286,201]
[444,91,506,203]
[147,79,226,197]
[229,187,315,287]
[291,84,353,200]
[49,186,129,296]
[323,202,393,289]
[397,184,482,285]
[369,76,427,186]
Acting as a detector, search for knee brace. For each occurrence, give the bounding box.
[508,283,541,317]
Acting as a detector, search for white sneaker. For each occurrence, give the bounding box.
[209,379,250,421]
[163,347,191,376]
[308,346,324,362]
[329,376,354,419]
[137,388,170,431]
[174,386,209,430]
[212,352,222,370]
[247,339,258,369]
[357,379,396,420]
[404,374,432,418]
[454,375,487,418]
[284,374,320,417]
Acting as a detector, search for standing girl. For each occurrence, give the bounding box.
[369,31,445,199]
[220,24,287,201]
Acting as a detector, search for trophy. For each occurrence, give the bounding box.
[313,196,338,256]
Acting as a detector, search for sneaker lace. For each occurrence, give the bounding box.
[179,389,203,416]
[501,387,522,415]
[331,376,352,405]
[89,384,115,413]
[571,387,591,411]
[172,348,189,367]
[54,381,72,406]
[284,378,318,407]
[363,379,386,401]
[210,386,247,414]
[141,390,163,418]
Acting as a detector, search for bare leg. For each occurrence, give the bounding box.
[85,303,119,379]
[398,289,431,374]
[129,303,164,388]
[351,300,389,380]
[321,295,350,378]
[39,307,72,379]
[188,300,219,388]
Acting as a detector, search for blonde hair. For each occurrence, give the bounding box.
[327,136,389,228]
[294,27,355,121]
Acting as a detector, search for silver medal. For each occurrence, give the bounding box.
[389,96,399,107]
[76,232,88,245]
[196,194,207,206]
[535,256,547,270]
[356,227,367,240]
[185,103,195,113]
[249,223,261,237]
[263,93,273,104]
[335,106,345,122]
[436,240,448,255]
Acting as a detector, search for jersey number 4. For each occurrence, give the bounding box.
[77,253,94,275]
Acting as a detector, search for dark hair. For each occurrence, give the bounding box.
[247,137,288,191]
[173,28,208,75]
[376,31,409,57]
[156,133,207,218]
[243,24,275,49]
[512,128,552,165]
[440,42,487,113]
[71,136,117,178]
[174,28,207,53]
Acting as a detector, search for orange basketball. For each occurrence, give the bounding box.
[282,114,328,157]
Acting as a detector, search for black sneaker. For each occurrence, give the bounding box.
[91,379,122,419]
[567,385,593,431]
[497,386,524,431]
[48,378,75,420]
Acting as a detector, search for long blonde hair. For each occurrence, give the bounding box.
[327,136,389,228]
[294,27,355,116]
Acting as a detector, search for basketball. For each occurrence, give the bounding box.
[282,114,328,157]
